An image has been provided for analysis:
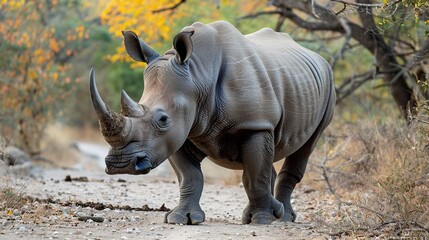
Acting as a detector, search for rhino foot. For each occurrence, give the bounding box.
[242,197,284,224]
[164,206,205,225]
[278,201,296,222]
[279,208,296,222]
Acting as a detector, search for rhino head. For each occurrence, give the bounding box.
[90,30,196,175]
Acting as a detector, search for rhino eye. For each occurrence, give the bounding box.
[153,111,171,130]
[159,115,168,123]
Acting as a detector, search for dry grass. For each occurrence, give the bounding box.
[306,115,429,238]
[0,187,26,212]
[0,138,26,212]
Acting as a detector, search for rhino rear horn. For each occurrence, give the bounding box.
[122,31,160,64]
[89,67,125,137]
[121,90,144,117]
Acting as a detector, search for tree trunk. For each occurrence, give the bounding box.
[354,1,415,117]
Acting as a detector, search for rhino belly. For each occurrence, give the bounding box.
[206,157,244,170]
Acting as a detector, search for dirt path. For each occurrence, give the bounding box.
[0,142,333,240]
[0,143,334,239]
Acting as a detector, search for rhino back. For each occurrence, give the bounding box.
[245,28,333,156]
[187,21,333,162]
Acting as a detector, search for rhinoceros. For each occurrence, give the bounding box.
[89,21,335,225]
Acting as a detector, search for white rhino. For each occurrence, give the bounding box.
[90,21,335,224]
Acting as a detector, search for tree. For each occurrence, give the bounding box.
[265,0,428,119]
[0,0,92,154]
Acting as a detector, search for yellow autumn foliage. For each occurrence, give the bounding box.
[102,0,179,42]
[101,0,270,67]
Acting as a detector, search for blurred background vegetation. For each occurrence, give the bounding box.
[0,0,427,155]
[0,0,428,236]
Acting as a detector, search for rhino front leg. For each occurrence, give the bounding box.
[165,140,206,225]
[241,131,284,224]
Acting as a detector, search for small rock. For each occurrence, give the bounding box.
[18,226,27,233]
[2,219,8,226]
[61,207,70,214]
[13,209,20,216]
[2,146,31,165]
[77,215,104,223]
[126,228,134,234]
[87,232,93,236]
[21,205,30,212]
[12,209,21,216]
[250,230,257,236]
[94,213,105,218]
[121,236,128,240]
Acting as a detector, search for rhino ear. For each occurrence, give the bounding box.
[173,30,194,64]
[122,31,160,63]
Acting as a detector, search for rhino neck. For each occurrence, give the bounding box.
[186,51,226,138]
[188,22,258,139]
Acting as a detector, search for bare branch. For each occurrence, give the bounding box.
[336,69,378,103]
[409,115,429,125]
[282,8,343,32]
[271,0,338,21]
[331,17,352,69]
[390,39,429,85]
[331,0,402,8]
[335,2,347,15]
[236,10,282,21]
[152,0,186,13]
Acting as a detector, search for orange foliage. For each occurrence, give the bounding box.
[101,0,186,67]
[0,0,88,153]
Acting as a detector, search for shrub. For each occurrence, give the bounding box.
[309,116,429,238]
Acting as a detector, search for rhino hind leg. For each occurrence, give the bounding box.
[240,131,284,224]
[275,149,310,222]
[275,101,335,222]
[165,141,206,225]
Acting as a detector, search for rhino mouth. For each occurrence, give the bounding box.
[105,152,153,175]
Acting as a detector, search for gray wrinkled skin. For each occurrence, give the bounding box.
[90,21,335,225]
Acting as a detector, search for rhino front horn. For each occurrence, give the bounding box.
[89,67,109,120]
[121,90,144,117]
[89,67,125,137]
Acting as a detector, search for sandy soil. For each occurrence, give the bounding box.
[0,142,335,240]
